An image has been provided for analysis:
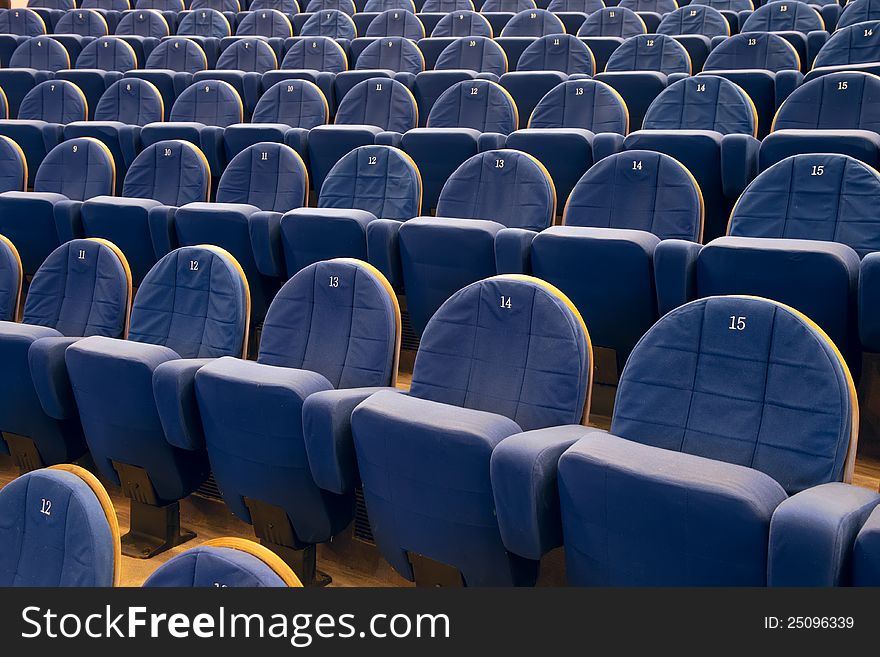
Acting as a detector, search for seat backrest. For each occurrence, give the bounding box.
[355,36,425,74]
[814,22,880,68]
[82,0,132,10]
[216,37,278,73]
[335,77,418,132]
[128,245,249,358]
[250,0,300,12]
[34,137,115,200]
[577,7,647,38]
[236,8,293,38]
[529,79,629,133]
[437,149,555,230]
[612,295,857,493]
[422,0,474,12]
[281,35,348,73]
[605,33,692,74]
[122,140,211,206]
[657,5,730,37]
[319,144,421,220]
[135,0,186,10]
[28,0,74,8]
[142,539,301,587]
[643,75,757,135]
[300,9,356,40]
[434,35,507,76]
[480,0,535,11]
[365,8,425,39]
[191,0,241,11]
[145,36,208,73]
[728,153,880,258]
[0,8,47,37]
[517,34,595,75]
[252,78,329,127]
[54,9,109,37]
[305,0,356,13]
[115,9,170,38]
[501,8,565,36]
[741,0,823,33]
[364,0,416,10]
[18,79,87,123]
[0,135,28,194]
[703,31,801,71]
[177,8,231,38]
[411,274,591,430]
[431,9,493,37]
[24,237,131,337]
[691,0,753,9]
[427,78,518,133]
[620,0,678,11]
[838,0,880,30]
[216,142,308,212]
[772,71,880,133]
[9,36,70,72]
[94,78,164,125]
[0,465,120,587]
[258,258,401,387]
[563,149,703,240]
[0,234,22,322]
[169,79,243,126]
[76,36,138,72]
[547,0,604,13]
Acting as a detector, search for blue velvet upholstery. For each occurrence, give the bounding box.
[0,135,28,193]
[217,142,307,211]
[55,9,109,36]
[501,8,565,37]
[692,0,753,9]
[216,37,278,73]
[83,0,131,10]
[355,36,425,74]
[577,7,647,38]
[366,9,425,39]
[177,8,231,38]
[772,71,880,133]
[65,245,248,504]
[704,31,800,71]
[237,9,293,38]
[481,0,536,11]
[423,0,474,11]
[528,79,628,131]
[115,8,169,38]
[146,36,209,73]
[365,0,416,10]
[142,543,294,586]
[620,0,677,12]
[0,8,47,36]
[17,79,87,124]
[0,467,117,586]
[305,0,357,14]
[194,259,398,545]
[853,505,880,585]
[838,0,880,29]
[643,75,756,135]
[168,78,244,126]
[251,0,300,10]
[742,0,824,33]
[76,36,138,71]
[93,77,163,124]
[281,36,348,73]
[351,275,590,585]
[334,77,418,131]
[10,36,70,72]
[517,34,594,75]
[135,0,184,8]
[300,9,357,40]
[657,5,730,37]
[192,0,240,10]
[431,9,493,37]
[605,33,691,74]
[427,79,518,132]
[728,153,880,258]
[434,35,507,75]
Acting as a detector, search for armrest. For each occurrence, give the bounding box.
[39,123,65,155]
[366,218,404,290]
[774,69,804,107]
[768,482,880,586]
[153,358,215,451]
[494,228,537,275]
[720,133,760,200]
[860,253,880,353]
[654,239,702,316]
[282,126,309,162]
[28,336,81,420]
[478,132,507,151]
[490,425,589,560]
[200,125,226,175]
[302,386,400,495]
[591,132,625,162]
[147,205,178,259]
[375,130,403,147]
[247,210,285,279]
[52,199,84,244]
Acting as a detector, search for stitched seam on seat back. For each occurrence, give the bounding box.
[512,287,535,425]
[340,266,357,386]
[462,284,484,408]
[678,303,707,451]
[85,245,100,334]
[650,156,662,235]
[833,159,847,244]
[710,79,721,131]
[781,158,795,236]
[746,306,775,468]
[199,252,215,355]
[58,488,73,586]
[12,477,31,585]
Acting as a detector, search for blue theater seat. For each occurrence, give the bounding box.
[761,71,880,169]
[812,21,880,74]
[401,79,518,212]
[65,244,249,558]
[300,9,357,40]
[620,0,677,12]
[577,6,647,37]
[114,10,169,67]
[482,0,536,11]
[0,465,120,586]
[280,34,348,74]
[0,80,88,186]
[493,295,858,586]
[54,8,109,37]
[160,142,308,323]
[0,137,115,276]
[136,37,209,112]
[141,79,243,176]
[0,36,70,119]
[0,238,131,469]
[548,0,603,10]
[642,74,757,135]
[305,0,357,14]
[430,9,493,37]
[267,144,421,279]
[0,234,22,322]
[0,135,27,193]
[704,30,801,72]
[142,538,302,586]
[177,8,232,39]
[223,78,329,157]
[351,274,591,586]
[333,35,423,106]
[365,0,416,10]
[506,79,628,203]
[658,5,729,37]
[398,149,554,334]
[192,0,241,11]
[365,9,425,39]
[690,0,751,32]
[135,0,185,9]
[205,38,278,115]
[79,140,211,283]
[838,0,880,30]
[741,0,826,68]
[57,37,138,120]
[251,0,301,11]
[416,34,505,109]
[308,77,417,189]
[64,78,164,180]
[236,8,293,38]
[27,0,73,31]
[194,258,400,584]
[500,8,565,36]
[423,0,475,11]
[0,7,46,67]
